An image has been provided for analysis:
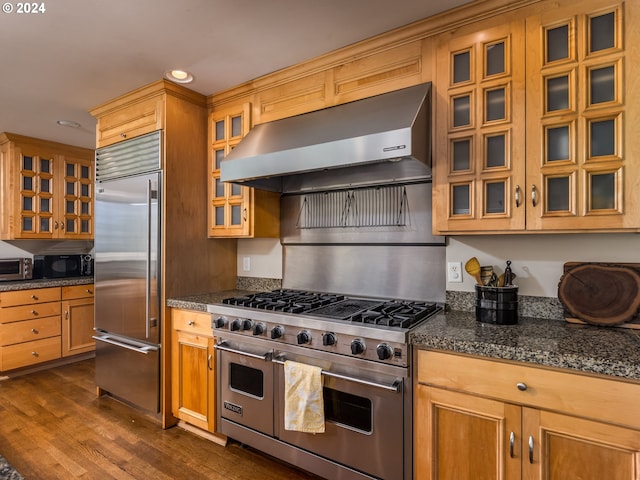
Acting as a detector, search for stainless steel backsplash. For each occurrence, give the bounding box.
[280,181,446,302]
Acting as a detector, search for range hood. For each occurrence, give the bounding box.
[220,82,432,193]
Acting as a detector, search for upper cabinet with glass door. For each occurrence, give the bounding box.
[525,0,639,231]
[433,19,526,233]
[0,133,94,240]
[208,104,279,238]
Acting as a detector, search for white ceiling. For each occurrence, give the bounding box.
[0,0,472,149]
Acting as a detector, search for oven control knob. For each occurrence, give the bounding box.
[252,322,266,336]
[213,316,226,329]
[350,339,366,355]
[376,343,393,360]
[322,332,337,346]
[242,319,253,331]
[230,319,242,331]
[297,331,311,345]
[271,325,284,339]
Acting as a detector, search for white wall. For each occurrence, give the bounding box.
[0,241,31,258]
[446,233,640,297]
[236,238,282,279]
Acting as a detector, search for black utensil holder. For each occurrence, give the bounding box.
[475,285,519,325]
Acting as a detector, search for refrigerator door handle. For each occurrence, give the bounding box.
[93,334,159,354]
[146,178,152,340]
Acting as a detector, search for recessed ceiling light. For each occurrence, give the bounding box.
[56,120,81,128]
[164,69,194,84]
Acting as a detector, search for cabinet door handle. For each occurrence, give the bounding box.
[509,431,515,458]
[54,220,59,230]
[515,185,522,208]
[207,354,213,371]
[60,222,65,231]
[528,435,534,463]
[65,311,69,320]
[531,185,538,207]
[243,208,247,222]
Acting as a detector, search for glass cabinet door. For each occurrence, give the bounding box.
[525,2,628,230]
[208,103,252,237]
[434,19,526,233]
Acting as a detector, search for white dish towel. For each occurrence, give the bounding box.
[283,360,325,433]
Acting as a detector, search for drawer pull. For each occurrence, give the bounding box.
[87,289,93,294]
[516,382,527,391]
[31,295,38,300]
[31,310,38,316]
[31,328,39,334]
[188,321,195,326]
[509,431,515,458]
[31,351,39,357]
[528,436,534,463]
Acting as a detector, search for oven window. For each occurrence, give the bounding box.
[0,261,20,275]
[229,363,264,398]
[323,387,372,433]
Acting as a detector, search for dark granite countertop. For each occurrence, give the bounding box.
[167,292,640,382]
[0,277,94,292]
[410,311,640,381]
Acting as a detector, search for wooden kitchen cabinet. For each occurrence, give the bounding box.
[0,133,94,240]
[171,308,218,434]
[433,16,527,233]
[433,0,640,234]
[61,284,95,357]
[415,350,640,480]
[523,1,639,231]
[207,103,280,238]
[94,93,164,148]
[0,287,62,371]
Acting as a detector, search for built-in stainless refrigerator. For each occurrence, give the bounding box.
[93,131,162,413]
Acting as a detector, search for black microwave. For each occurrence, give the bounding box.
[33,254,93,279]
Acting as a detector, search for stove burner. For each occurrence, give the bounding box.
[223,290,439,330]
[223,289,346,314]
[349,301,438,328]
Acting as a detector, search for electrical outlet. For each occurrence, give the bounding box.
[447,261,463,283]
[242,256,251,272]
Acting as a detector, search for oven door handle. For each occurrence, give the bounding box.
[273,356,401,393]
[215,341,273,361]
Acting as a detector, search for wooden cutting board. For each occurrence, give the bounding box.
[558,262,640,328]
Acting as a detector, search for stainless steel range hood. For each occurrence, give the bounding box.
[220,83,431,193]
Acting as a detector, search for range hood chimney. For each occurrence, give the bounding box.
[220,82,432,193]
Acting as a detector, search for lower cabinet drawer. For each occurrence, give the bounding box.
[0,316,61,346]
[0,336,61,371]
[0,302,61,323]
[172,309,213,337]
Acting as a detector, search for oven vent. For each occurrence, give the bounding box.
[296,185,408,228]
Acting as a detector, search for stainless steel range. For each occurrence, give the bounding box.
[209,289,442,480]
[209,83,446,480]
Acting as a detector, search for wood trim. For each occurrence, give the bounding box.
[207,0,543,107]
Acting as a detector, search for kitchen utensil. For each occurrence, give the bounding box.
[558,262,640,326]
[504,260,513,286]
[465,257,483,285]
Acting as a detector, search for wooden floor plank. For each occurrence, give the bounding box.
[0,359,321,480]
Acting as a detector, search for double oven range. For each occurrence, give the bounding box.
[208,289,441,480]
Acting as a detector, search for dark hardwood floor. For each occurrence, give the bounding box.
[0,359,321,479]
